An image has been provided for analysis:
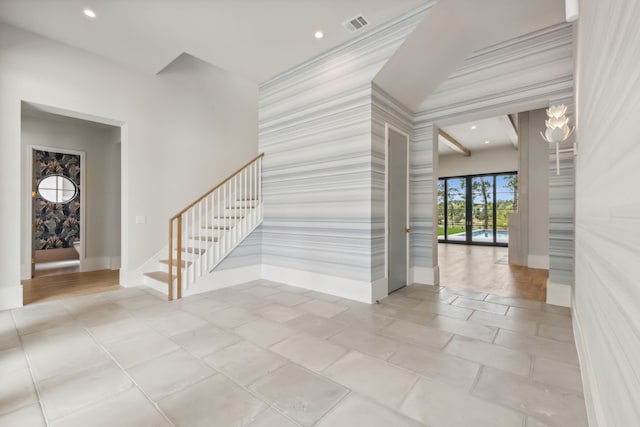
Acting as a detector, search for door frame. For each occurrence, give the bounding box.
[384,123,411,291]
[27,145,86,277]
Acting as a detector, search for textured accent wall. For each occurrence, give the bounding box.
[258,6,430,284]
[574,0,640,425]
[413,23,574,284]
[33,150,80,250]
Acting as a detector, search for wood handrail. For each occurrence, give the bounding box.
[170,153,264,220]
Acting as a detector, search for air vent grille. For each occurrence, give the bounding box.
[343,15,369,33]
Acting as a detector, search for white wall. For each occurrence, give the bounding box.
[573,0,640,425]
[0,24,258,308]
[438,146,518,178]
[20,110,121,275]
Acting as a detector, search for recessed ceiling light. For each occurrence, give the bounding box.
[83,8,96,18]
[471,125,477,130]
[314,31,324,39]
[484,140,490,144]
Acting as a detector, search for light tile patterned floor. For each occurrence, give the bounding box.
[0,281,587,427]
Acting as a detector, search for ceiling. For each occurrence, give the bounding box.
[439,115,518,156]
[0,0,426,83]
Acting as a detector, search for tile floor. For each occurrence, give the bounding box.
[0,281,587,427]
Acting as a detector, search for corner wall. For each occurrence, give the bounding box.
[258,6,430,301]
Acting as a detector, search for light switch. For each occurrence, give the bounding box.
[135,215,146,224]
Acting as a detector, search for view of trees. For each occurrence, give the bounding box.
[438,174,518,239]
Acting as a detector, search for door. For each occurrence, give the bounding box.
[471,175,494,243]
[387,126,409,293]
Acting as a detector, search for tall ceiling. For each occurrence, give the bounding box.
[439,115,518,156]
[0,0,426,83]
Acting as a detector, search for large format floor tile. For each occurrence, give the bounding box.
[159,375,266,427]
[400,377,524,427]
[473,366,587,427]
[203,341,288,386]
[1,279,587,426]
[250,364,349,427]
[317,394,424,427]
[324,351,418,409]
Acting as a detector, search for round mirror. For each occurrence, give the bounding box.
[38,175,78,204]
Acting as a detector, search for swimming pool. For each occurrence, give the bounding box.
[446,229,509,243]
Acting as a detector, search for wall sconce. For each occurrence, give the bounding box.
[540,104,576,175]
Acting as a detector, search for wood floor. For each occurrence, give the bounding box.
[22,269,121,305]
[438,243,547,301]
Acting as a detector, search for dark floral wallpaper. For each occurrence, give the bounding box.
[34,150,80,250]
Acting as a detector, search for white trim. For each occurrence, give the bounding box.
[411,266,439,285]
[384,123,411,293]
[527,254,550,269]
[572,299,605,427]
[26,145,86,278]
[110,256,121,270]
[262,264,380,303]
[80,256,111,272]
[546,279,572,307]
[0,285,23,310]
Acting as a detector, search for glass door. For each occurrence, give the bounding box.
[471,176,494,243]
[438,172,516,246]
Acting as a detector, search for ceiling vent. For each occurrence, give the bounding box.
[343,15,369,33]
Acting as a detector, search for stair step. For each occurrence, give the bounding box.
[144,271,175,282]
[159,259,193,268]
[237,198,258,201]
[226,206,255,209]
[213,216,243,219]
[204,225,231,230]
[190,236,219,242]
[181,247,205,255]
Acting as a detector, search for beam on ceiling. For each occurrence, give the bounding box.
[500,114,519,148]
[439,129,471,157]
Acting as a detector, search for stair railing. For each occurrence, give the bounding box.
[168,153,263,300]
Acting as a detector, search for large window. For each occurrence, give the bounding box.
[438,172,517,246]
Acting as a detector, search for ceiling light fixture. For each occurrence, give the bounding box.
[471,125,477,130]
[484,140,490,144]
[314,31,324,39]
[83,8,96,18]
[540,104,576,175]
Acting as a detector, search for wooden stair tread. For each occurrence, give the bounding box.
[212,216,243,219]
[159,259,192,267]
[204,225,230,230]
[144,271,175,282]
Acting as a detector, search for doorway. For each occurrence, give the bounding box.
[31,147,84,277]
[386,124,410,294]
[438,172,517,246]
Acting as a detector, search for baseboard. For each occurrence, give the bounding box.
[371,277,388,302]
[20,263,30,281]
[528,254,549,269]
[546,279,572,307]
[572,298,605,427]
[0,285,23,310]
[183,264,263,297]
[81,256,111,272]
[411,266,439,286]
[261,264,380,303]
[110,256,121,270]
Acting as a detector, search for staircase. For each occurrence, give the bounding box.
[143,154,263,300]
